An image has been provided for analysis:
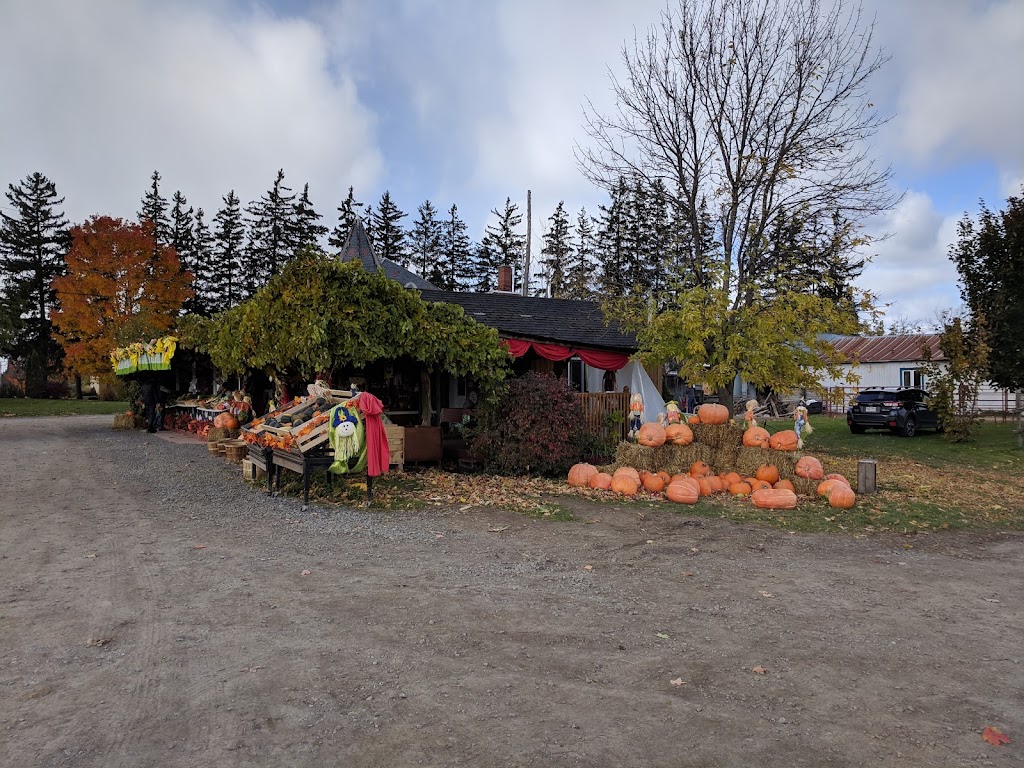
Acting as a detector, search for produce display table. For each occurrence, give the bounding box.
[247,444,275,493]
[270,448,337,505]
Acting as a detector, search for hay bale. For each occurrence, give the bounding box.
[734,447,798,479]
[792,477,819,497]
[612,441,713,475]
[112,413,135,430]
[207,427,240,442]
[691,423,743,449]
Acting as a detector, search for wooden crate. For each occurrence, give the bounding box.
[385,424,405,471]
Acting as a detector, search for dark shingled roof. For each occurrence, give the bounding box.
[337,219,436,290]
[828,334,945,363]
[420,290,638,352]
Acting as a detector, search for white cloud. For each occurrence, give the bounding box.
[0,0,381,225]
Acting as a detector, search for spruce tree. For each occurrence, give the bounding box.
[327,186,364,250]
[539,201,572,298]
[409,200,442,281]
[369,191,409,267]
[191,208,214,316]
[211,190,245,311]
[138,170,170,258]
[292,182,328,252]
[0,172,70,395]
[565,207,596,300]
[595,178,629,298]
[439,204,472,291]
[481,197,525,292]
[169,191,198,313]
[245,169,297,289]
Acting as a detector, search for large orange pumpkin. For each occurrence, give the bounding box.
[568,462,598,487]
[664,423,694,446]
[755,464,780,484]
[589,472,613,490]
[742,427,771,448]
[690,461,712,478]
[670,473,691,484]
[643,474,666,493]
[637,422,667,447]
[613,466,642,485]
[828,485,856,509]
[611,475,639,495]
[751,488,798,509]
[826,473,851,487]
[817,479,842,497]
[697,403,729,425]
[221,414,240,430]
[795,456,824,481]
[666,479,699,504]
[729,482,752,496]
[768,430,799,451]
[773,479,796,492]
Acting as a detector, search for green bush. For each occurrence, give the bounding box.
[469,372,596,476]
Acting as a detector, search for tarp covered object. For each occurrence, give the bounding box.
[620,359,666,424]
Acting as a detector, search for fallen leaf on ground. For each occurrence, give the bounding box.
[982,598,1000,603]
[656,632,670,639]
[85,553,97,558]
[670,678,684,686]
[582,564,593,571]
[681,571,695,577]
[982,726,1010,746]
[752,666,767,675]
[193,544,207,549]
[239,665,265,673]
[759,591,774,598]
[300,569,311,576]
[488,526,509,533]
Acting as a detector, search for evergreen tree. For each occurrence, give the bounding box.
[211,190,245,311]
[327,186,364,250]
[245,169,297,291]
[409,200,442,281]
[191,207,214,316]
[292,182,328,252]
[469,239,498,293]
[170,191,198,313]
[595,178,630,298]
[439,204,472,291]
[481,197,525,292]
[565,207,596,300]
[137,170,170,258]
[369,191,408,266]
[539,201,572,298]
[0,172,70,396]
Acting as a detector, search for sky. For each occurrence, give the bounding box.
[1,0,1022,329]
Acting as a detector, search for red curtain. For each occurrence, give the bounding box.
[501,338,630,371]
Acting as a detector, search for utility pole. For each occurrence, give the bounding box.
[522,189,531,297]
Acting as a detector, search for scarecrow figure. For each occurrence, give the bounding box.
[794,401,813,449]
[659,400,682,426]
[743,399,759,430]
[627,392,644,440]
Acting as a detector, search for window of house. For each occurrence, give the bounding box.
[567,357,586,393]
[900,368,924,388]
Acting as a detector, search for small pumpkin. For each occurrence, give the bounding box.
[795,456,824,481]
[773,479,796,492]
[643,474,666,493]
[826,473,851,487]
[697,403,729,425]
[666,479,699,504]
[755,464,780,485]
[670,473,692,484]
[742,427,770,448]
[657,471,672,485]
[751,488,798,509]
[768,430,799,451]
[613,466,642,486]
[589,472,613,490]
[611,475,639,496]
[828,485,856,509]
[697,477,716,496]
[690,461,712,478]
[817,479,842,497]
[750,479,773,492]
[722,471,742,486]
[687,414,701,425]
[637,422,667,447]
[664,423,694,446]
[729,482,752,496]
[568,462,598,487]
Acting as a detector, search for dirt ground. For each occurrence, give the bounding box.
[1,415,1022,768]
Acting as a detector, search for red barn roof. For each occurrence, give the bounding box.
[828,334,944,363]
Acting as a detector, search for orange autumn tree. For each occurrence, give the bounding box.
[52,216,192,376]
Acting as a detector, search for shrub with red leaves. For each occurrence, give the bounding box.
[469,372,592,477]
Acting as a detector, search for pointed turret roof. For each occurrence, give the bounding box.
[337,220,436,290]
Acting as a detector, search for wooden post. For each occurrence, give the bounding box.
[857,459,877,494]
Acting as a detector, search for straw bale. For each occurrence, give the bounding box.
[734,447,799,479]
[611,441,713,475]
[792,477,820,497]
[112,413,135,430]
[208,427,240,442]
[691,423,743,450]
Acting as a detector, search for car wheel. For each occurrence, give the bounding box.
[901,417,917,438]
[849,423,865,434]
[937,420,945,434]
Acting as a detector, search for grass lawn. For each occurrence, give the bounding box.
[0,398,130,418]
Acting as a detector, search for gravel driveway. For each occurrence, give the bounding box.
[1,415,1021,767]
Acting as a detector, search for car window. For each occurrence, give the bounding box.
[855,392,891,403]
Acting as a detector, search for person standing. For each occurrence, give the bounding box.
[141,378,159,433]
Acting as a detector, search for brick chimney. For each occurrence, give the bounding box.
[497,265,513,292]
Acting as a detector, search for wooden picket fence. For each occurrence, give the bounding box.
[577,392,630,442]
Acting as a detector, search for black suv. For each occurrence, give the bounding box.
[846,387,943,437]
